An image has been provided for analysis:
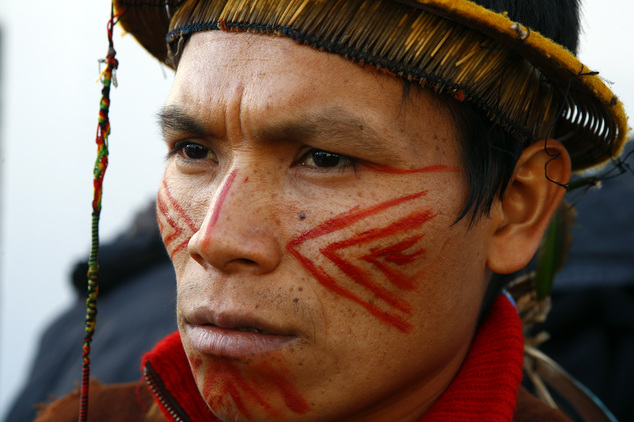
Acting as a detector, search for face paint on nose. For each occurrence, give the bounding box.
[200,169,239,251]
[157,179,198,259]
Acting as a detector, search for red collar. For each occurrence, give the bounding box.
[144,295,523,421]
[419,295,524,421]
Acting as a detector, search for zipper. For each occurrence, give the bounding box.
[144,360,193,422]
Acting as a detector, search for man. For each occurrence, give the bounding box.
[35,0,628,421]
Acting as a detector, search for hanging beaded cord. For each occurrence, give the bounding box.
[79,5,121,422]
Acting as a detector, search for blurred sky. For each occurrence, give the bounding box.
[0,1,632,420]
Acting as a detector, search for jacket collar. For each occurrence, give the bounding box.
[144,295,523,421]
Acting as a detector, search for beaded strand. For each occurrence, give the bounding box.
[78,5,121,422]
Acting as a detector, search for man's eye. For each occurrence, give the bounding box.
[301,149,353,170]
[173,143,216,161]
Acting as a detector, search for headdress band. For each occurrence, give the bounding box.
[115,0,629,170]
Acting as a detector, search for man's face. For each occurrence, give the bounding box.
[158,32,497,421]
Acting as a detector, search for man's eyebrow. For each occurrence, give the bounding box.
[157,105,208,137]
[157,106,401,158]
[258,109,393,156]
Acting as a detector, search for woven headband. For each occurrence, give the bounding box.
[114,0,629,171]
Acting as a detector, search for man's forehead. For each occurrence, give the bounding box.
[179,32,324,74]
[169,31,452,128]
[175,31,411,100]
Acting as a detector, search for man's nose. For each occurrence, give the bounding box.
[187,169,283,274]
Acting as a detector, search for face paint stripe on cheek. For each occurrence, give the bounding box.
[361,235,426,290]
[288,191,428,247]
[368,235,426,266]
[157,194,182,246]
[367,163,462,174]
[202,169,239,249]
[157,181,198,259]
[163,179,197,231]
[157,209,165,235]
[322,211,434,256]
[321,210,435,313]
[288,236,414,332]
[321,248,411,314]
[170,239,192,257]
[287,192,438,332]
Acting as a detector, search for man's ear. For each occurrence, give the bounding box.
[487,139,571,274]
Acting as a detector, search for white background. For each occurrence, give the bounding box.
[0,1,632,420]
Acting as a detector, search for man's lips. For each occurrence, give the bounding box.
[183,309,298,358]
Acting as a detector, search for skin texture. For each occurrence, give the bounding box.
[156,31,570,422]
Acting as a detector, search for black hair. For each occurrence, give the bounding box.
[441,0,582,224]
[437,0,581,315]
[472,0,582,55]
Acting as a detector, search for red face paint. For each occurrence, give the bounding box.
[191,355,203,374]
[201,169,238,249]
[204,361,268,420]
[198,358,311,420]
[157,180,197,258]
[361,235,426,290]
[367,163,461,174]
[287,191,436,332]
[256,362,312,415]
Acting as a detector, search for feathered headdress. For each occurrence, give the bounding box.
[113,0,628,171]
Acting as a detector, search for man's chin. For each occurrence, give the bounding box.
[190,351,313,421]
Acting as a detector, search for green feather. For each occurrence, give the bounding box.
[534,204,573,300]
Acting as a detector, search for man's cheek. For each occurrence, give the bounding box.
[287,190,437,333]
[156,178,198,259]
[189,352,312,420]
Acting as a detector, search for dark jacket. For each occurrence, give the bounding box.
[31,380,570,422]
[5,204,177,422]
